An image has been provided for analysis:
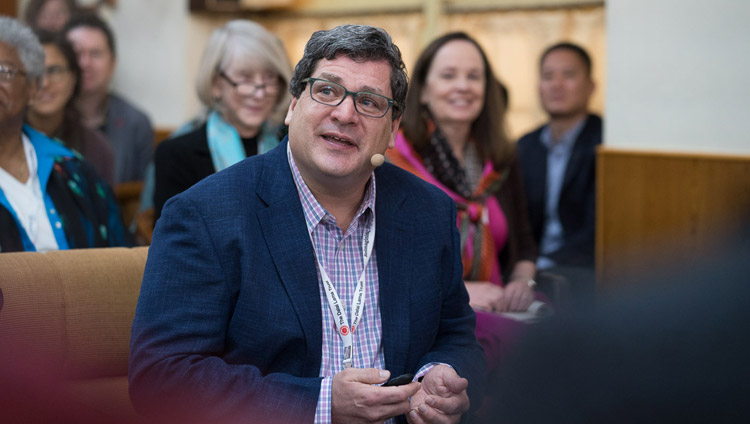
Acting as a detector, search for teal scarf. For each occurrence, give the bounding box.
[206,111,281,172]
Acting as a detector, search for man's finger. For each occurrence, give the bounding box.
[340,367,390,384]
[380,381,422,405]
[444,376,469,393]
[412,401,456,424]
[423,393,470,416]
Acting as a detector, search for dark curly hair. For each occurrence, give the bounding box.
[288,25,407,121]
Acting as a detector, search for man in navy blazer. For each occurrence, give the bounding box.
[129,25,485,424]
[517,42,601,305]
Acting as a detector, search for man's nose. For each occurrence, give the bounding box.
[330,93,358,123]
[78,53,91,68]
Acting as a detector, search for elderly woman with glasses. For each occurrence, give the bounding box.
[0,17,129,252]
[26,30,115,185]
[153,20,292,222]
[386,32,540,371]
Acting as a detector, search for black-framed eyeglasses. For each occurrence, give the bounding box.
[303,77,397,119]
[0,64,27,82]
[219,70,280,96]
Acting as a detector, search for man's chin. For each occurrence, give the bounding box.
[546,109,585,120]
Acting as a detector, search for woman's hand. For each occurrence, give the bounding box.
[465,281,505,312]
[499,280,535,312]
[465,280,534,313]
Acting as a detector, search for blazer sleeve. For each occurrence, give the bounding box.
[128,194,321,423]
[497,155,539,278]
[152,137,186,221]
[413,196,488,415]
[548,183,595,266]
[152,128,202,222]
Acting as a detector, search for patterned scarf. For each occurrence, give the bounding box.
[422,127,474,198]
[390,127,509,283]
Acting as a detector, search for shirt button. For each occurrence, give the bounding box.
[50,208,56,215]
[55,222,62,229]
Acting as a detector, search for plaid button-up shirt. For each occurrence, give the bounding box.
[287,146,391,423]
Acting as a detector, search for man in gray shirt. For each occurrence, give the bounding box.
[64,13,153,184]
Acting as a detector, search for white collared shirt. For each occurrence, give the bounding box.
[0,134,59,251]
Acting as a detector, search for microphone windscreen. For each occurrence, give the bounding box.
[370,153,385,167]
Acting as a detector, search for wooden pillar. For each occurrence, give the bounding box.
[420,0,443,49]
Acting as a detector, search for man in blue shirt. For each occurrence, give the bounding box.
[517,42,602,306]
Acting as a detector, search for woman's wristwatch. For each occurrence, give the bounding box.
[511,276,537,289]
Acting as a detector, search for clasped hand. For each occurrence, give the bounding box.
[331,367,420,424]
[331,365,469,424]
[406,364,469,424]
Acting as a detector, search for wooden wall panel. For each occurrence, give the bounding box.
[1,1,18,17]
[596,147,750,291]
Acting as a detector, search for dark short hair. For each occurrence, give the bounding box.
[288,25,407,120]
[63,12,116,57]
[400,32,512,169]
[540,42,592,77]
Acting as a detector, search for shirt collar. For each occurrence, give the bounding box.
[540,116,587,151]
[286,142,376,235]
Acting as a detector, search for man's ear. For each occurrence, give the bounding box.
[284,96,298,125]
[388,116,401,149]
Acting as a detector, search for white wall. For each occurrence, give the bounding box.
[107,0,204,129]
[606,0,750,154]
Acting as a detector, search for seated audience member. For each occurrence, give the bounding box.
[386,32,539,370]
[23,0,78,32]
[129,25,485,423]
[0,17,129,252]
[152,19,292,221]
[517,42,601,306]
[63,13,153,184]
[26,30,115,185]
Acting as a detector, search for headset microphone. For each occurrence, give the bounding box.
[370,153,385,167]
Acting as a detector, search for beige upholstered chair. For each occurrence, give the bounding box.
[0,247,148,422]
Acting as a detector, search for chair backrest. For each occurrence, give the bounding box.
[0,247,148,420]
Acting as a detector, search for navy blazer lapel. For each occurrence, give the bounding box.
[527,139,549,208]
[563,145,585,194]
[256,141,322,375]
[562,115,599,194]
[374,166,412,374]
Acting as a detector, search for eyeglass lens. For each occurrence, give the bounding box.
[221,71,279,95]
[0,65,26,81]
[308,79,391,117]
